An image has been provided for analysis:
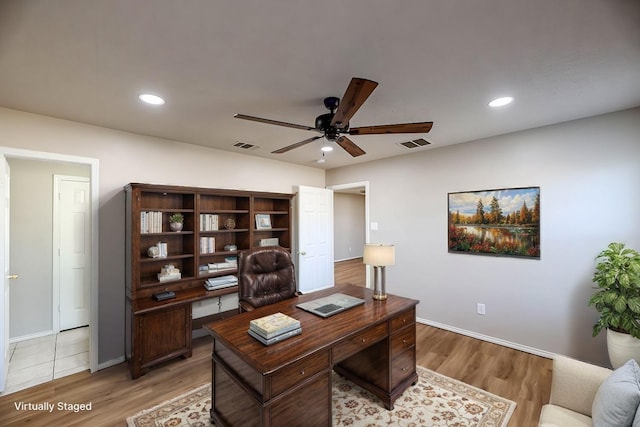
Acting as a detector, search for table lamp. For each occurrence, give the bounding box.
[363,244,395,300]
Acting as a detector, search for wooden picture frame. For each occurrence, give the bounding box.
[255,214,272,230]
[448,186,540,259]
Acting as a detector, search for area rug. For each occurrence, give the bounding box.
[126,366,516,426]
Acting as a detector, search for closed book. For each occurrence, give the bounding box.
[248,327,302,346]
[249,312,301,339]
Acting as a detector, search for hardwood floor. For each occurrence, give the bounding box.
[0,260,552,426]
[334,257,366,287]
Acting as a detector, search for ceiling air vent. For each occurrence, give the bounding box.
[397,138,431,149]
[232,141,260,151]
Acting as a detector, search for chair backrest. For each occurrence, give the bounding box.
[237,246,297,311]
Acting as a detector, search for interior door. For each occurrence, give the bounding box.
[56,176,91,330]
[296,186,334,293]
[0,156,10,392]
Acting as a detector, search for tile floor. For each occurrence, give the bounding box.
[1,326,89,395]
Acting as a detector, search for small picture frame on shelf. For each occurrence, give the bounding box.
[255,214,272,230]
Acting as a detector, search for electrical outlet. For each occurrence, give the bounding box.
[477,303,486,315]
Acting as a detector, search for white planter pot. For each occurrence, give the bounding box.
[607,328,640,369]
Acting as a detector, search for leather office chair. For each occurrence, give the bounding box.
[237,246,298,312]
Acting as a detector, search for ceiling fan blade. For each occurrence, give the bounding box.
[330,78,379,129]
[349,121,433,135]
[235,113,316,131]
[336,136,366,157]
[272,136,323,154]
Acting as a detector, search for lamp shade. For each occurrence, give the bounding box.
[363,244,395,266]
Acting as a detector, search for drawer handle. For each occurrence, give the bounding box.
[361,338,366,343]
[402,367,407,372]
[300,369,305,375]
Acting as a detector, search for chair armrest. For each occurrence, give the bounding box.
[549,355,612,417]
[238,301,255,313]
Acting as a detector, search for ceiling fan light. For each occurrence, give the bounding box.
[321,145,334,152]
[139,93,165,105]
[488,96,514,108]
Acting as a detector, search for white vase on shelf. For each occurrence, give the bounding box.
[169,222,183,232]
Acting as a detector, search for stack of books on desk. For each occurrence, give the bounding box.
[248,312,301,346]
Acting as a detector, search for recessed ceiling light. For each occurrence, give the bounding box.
[139,93,165,105]
[488,96,514,108]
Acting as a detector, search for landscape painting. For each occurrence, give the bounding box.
[448,187,540,259]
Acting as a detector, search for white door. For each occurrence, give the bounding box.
[55,176,90,331]
[296,186,334,293]
[0,156,10,392]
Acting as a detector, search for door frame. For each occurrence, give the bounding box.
[326,181,370,289]
[0,146,99,374]
[53,174,91,333]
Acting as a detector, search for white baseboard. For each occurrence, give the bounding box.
[98,356,126,371]
[9,330,55,344]
[417,317,555,359]
[334,256,363,263]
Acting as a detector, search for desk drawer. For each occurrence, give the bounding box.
[391,348,416,390]
[391,326,415,357]
[390,308,415,333]
[332,322,387,363]
[270,350,329,397]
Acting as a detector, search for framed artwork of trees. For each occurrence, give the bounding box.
[448,186,540,259]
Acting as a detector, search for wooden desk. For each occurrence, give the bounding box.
[204,284,419,427]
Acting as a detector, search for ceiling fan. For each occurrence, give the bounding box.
[234,77,433,157]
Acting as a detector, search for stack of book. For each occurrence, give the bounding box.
[157,265,181,282]
[204,275,237,290]
[248,312,301,346]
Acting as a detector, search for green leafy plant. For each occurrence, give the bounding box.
[169,213,184,223]
[589,242,640,338]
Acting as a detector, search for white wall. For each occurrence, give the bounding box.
[0,107,325,365]
[327,108,640,367]
[333,192,365,261]
[8,158,90,338]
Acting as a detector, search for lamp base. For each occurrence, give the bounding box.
[372,266,388,301]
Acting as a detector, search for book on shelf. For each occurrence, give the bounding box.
[156,242,168,257]
[249,312,301,339]
[141,211,163,233]
[200,214,219,231]
[248,327,302,346]
[207,261,237,272]
[204,275,237,290]
[259,237,280,247]
[157,265,181,282]
[200,236,216,254]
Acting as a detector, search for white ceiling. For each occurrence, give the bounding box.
[1,0,639,170]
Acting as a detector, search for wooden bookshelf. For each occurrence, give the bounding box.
[125,183,292,378]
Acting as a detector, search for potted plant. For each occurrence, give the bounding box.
[589,242,640,368]
[169,213,184,232]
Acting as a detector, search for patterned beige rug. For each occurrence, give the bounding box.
[126,366,516,426]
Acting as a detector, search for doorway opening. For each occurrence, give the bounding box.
[0,147,98,394]
[326,181,370,289]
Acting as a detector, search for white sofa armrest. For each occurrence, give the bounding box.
[548,355,612,417]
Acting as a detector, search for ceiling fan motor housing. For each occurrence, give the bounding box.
[316,112,347,141]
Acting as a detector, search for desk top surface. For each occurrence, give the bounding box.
[204,284,418,374]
